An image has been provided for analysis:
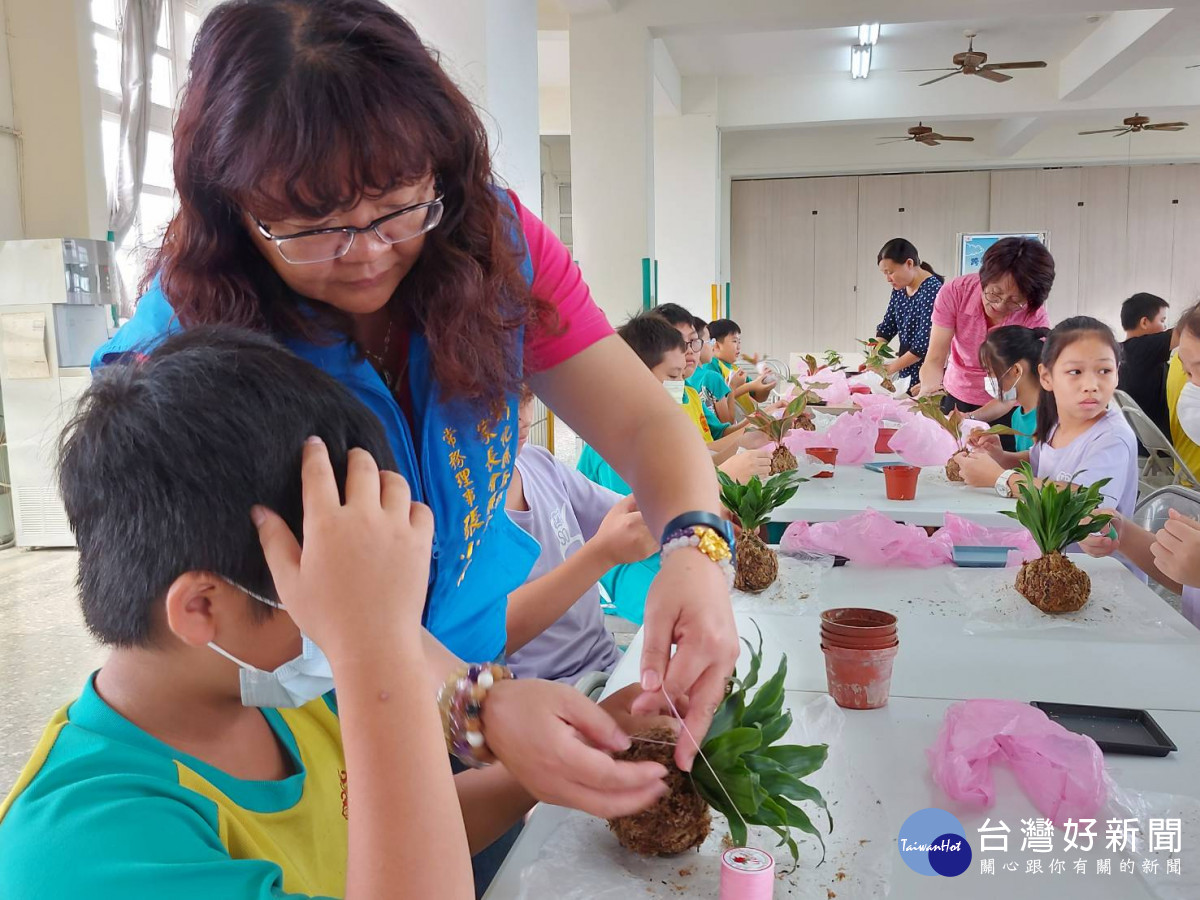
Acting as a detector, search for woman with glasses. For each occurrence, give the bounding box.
[918,237,1055,431]
[91,0,737,889]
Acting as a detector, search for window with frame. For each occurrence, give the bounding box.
[91,0,200,296]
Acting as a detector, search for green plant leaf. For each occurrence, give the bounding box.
[703,726,763,771]
[743,654,787,727]
[693,757,763,817]
[761,743,830,779]
[759,709,794,746]
[738,620,764,691]
[745,756,833,831]
[705,688,744,743]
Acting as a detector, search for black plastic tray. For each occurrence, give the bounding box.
[1030,701,1178,756]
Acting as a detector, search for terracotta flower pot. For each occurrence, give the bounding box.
[820,627,899,651]
[821,643,899,710]
[875,427,898,454]
[883,464,920,500]
[806,447,838,478]
[821,607,897,634]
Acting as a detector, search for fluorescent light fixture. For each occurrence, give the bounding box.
[850,44,872,79]
[858,23,880,46]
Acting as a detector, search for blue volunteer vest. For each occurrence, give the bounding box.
[92,214,540,663]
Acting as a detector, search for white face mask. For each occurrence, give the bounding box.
[208,582,334,708]
[1178,381,1200,445]
[664,379,687,404]
[984,367,1021,402]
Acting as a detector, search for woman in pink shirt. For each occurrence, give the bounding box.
[918,238,1055,428]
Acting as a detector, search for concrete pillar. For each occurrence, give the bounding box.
[7,0,107,239]
[569,12,654,324]
[654,78,720,317]
[386,0,541,210]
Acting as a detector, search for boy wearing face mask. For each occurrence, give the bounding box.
[0,329,677,900]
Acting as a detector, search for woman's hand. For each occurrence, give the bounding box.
[965,431,1004,461]
[1079,509,1122,558]
[719,447,773,483]
[1150,509,1200,588]
[483,679,670,818]
[594,495,660,566]
[633,546,738,772]
[956,449,1004,488]
[598,684,679,738]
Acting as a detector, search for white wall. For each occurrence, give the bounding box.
[539,134,570,244]
[729,163,1200,361]
[0,0,23,239]
[654,113,719,316]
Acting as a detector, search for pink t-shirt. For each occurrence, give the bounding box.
[931,273,1051,406]
[509,190,614,373]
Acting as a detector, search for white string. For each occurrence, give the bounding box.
[659,686,751,841]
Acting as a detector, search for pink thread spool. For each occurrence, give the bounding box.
[720,847,775,900]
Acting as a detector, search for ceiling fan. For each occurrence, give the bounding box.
[877,123,975,147]
[1078,114,1189,136]
[906,31,1047,86]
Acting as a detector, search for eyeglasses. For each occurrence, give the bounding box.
[254,194,445,265]
[983,286,1026,312]
[684,337,704,353]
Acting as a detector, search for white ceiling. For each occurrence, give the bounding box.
[538,1,1200,167]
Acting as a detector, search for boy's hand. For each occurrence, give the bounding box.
[594,495,660,566]
[1151,509,1200,587]
[729,367,747,389]
[718,446,773,483]
[739,429,770,450]
[253,438,433,661]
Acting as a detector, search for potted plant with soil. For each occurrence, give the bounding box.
[1001,462,1112,613]
[717,470,805,592]
[909,394,1020,482]
[609,624,830,864]
[857,339,898,392]
[747,383,826,474]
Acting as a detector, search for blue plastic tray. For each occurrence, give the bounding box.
[952,545,1016,567]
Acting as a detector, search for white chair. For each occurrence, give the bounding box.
[1133,484,1200,533]
[1112,389,1199,494]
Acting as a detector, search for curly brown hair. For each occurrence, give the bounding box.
[149,0,555,402]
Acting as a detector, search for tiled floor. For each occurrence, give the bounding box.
[0,547,105,795]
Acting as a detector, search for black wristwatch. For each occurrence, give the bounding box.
[661,510,736,555]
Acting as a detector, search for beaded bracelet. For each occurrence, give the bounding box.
[661,524,736,587]
[437,662,514,768]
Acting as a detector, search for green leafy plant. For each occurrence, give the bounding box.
[1001,462,1112,555]
[857,338,897,390]
[718,470,806,592]
[694,621,831,865]
[748,384,828,473]
[1001,461,1112,612]
[822,349,844,371]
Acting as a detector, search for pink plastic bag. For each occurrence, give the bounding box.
[780,508,952,567]
[792,370,851,407]
[781,410,878,465]
[927,700,1107,823]
[888,416,959,467]
[931,514,1040,565]
[852,394,914,427]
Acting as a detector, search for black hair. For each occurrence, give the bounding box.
[877,238,942,281]
[692,316,709,336]
[978,237,1056,311]
[617,312,687,370]
[652,303,696,330]
[708,319,741,343]
[979,325,1051,378]
[1034,316,1122,444]
[58,326,397,647]
[1120,292,1170,331]
[1177,301,1200,341]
